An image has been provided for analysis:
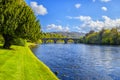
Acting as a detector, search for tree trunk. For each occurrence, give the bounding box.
[2,34,13,49]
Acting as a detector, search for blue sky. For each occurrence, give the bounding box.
[25,0,120,33]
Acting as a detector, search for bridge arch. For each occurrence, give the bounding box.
[41,38,80,44]
[46,39,54,43]
[67,39,74,43]
[56,39,64,43]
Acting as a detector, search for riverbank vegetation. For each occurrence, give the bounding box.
[0,43,58,80]
[80,28,120,45]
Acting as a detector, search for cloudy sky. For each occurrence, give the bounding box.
[25,0,120,33]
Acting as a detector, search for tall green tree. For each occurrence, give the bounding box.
[110,28,118,44]
[117,32,120,44]
[0,0,41,49]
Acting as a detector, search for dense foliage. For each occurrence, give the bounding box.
[0,35,4,44]
[0,0,41,48]
[39,32,66,38]
[80,28,120,45]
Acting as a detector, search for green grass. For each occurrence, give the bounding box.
[0,44,59,80]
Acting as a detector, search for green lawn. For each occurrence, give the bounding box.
[0,44,59,80]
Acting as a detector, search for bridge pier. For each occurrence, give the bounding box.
[73,39,79,44]
[53,39,57,44]
[74,40,77,44]
[64,40,68,44]
[42,40,47,44]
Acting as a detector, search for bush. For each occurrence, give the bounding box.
[12,38,26,46]
[0,35,4,44]
[35,40,42,44]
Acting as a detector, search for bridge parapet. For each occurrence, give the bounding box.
[41,38,80,44]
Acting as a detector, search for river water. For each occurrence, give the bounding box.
[32,44,120,80]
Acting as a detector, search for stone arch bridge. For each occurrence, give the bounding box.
[41,38,80,44]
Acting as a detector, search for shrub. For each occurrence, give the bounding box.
[12,38,26,46]
[35,40,42,44]
[0,35,4,44]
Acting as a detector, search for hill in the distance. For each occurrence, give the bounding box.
[51,32,85,38]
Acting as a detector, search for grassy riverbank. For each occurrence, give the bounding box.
[0,43,58,80]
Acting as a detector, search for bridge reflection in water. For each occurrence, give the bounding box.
[41,38,80,44]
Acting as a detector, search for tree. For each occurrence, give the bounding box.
[101,29,111,44]
[110,28,118,44]
[98,28,105,44]
[84,32,99,44]
[117,32,120,44]
[82,28,120,45]
[0,0,41,49]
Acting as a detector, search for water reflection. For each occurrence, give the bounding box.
[32,44,120,80]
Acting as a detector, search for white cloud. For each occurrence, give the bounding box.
[93,0,96,2]
[30,2,48,15]
[67,16,91,21]
[101,6,107,11]
[74,16,92,21]
[101,0,111,2]
[75,26,87,33]
[46,24,70,32]
[67,16,120,32]
[75,3,81,9]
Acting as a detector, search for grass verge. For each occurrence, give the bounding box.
[0,44,59,80]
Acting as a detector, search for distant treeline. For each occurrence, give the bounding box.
[80,28,120,45]
[39,32,66,38]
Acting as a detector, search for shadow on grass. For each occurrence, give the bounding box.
[0,45,3,49]
[0,45,15,50]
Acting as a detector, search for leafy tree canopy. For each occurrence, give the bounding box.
[81,28,120,45]
[0,0,41,48]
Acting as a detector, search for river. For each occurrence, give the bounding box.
[32,44,120,80]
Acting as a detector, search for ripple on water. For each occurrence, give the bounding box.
[32,44,120,80]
